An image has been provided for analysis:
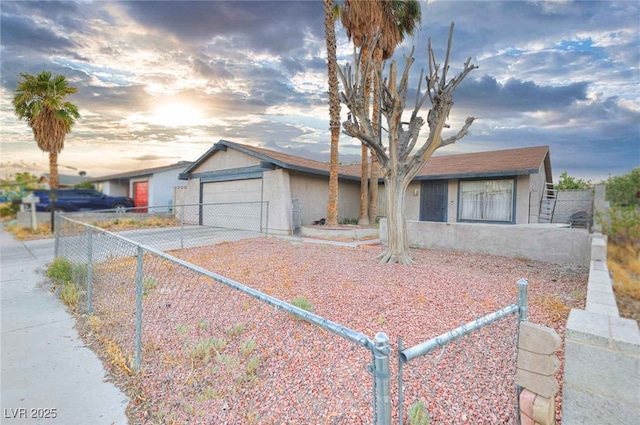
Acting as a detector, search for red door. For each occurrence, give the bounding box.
[133,181,149,212]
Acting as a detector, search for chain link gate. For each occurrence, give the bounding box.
[396,280,528,424]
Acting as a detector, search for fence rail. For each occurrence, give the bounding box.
[397,279,528,424]
[55,213,393,423]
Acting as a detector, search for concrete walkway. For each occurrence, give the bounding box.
[0,228,128,425]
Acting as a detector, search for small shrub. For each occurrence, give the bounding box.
[244,355,260,377]
[198,319,209,331]
[196,385,220,402]
[46,257,74,284]
[291,296,314,313]
[240,338,256,358]
[58,281,79,309]
[211,337,227,352]
[188,338,218,364]
[73,263,88,287]
[226,323,245,338]
[598,206,640,256]
[339,217,358,225]
[143,277,157,293]
[105,339,133,375]
[0,202,20,219]
[408,400,430,425]
[177,324,189,336]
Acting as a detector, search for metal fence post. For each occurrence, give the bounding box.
[398,337,404,425]
[180,204,185,249]
[133,246,144,372]
[517,278,528,322]
[265,201,269,237]
[86,227,93,314]
[54,213,60,257]
[374,332,391,425]
[516,278,529,425]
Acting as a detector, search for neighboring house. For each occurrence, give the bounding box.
[38,173,89,188]
[180,140,552,234]
[88,161,193,210]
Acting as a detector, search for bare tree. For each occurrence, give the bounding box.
[338,22,477,264]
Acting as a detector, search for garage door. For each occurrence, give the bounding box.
[201,179,263,230]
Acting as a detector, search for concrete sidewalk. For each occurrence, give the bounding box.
[0,228,128,425]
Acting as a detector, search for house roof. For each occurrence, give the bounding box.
[182,140,361,181]
[89,161,193,182]
[418,145,551,180]
[39,174,89,187]
[183,140,551,182]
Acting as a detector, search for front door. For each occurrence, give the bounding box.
[420,180,447,222]
[133,181,149,212]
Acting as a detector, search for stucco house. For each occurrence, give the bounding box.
[179,140,552,235]
[89,161,192,211]
[38,173,90,188]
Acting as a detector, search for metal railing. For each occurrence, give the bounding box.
[55,214,392,423]
[397,280,528,424]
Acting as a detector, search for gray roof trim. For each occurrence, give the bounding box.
[201,171,263,183]
[185,165,266,182]
[413,168,540,181]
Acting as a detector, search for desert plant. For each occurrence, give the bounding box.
[408,400,430,425]
[58,281,79,308]
[291,296,314,313]
[196,385,220,402]
[240,338,256,358]
[226,323,245,338]
[177,324,190,336]
[198,319,209,331]
[143,276,157,294]
[188,338,219,364]
[46,257,74,284]
[598,206,640,256]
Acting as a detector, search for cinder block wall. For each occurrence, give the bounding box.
[562,234,640,424]
[552,189,593,224]
[380,219,590,266]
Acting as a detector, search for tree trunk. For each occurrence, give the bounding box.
[359,144,369,225]
[49,152,59,189]
[368,49,383,223]
[324,0,340,227]
[378,174,413,265]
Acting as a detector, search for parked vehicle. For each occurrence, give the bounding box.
[29,189,134,212]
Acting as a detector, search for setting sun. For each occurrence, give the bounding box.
[149,103,204,127]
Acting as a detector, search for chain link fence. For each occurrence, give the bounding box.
[57,202,269,252]
[396,281,527,424]
[55,214,392,423]
[54,208,530,424]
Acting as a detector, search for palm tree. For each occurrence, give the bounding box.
[369,0,421,223]
[339,0,421,225]
[13,71,80,190]
[324,0,341,227]
[340,0,382,226]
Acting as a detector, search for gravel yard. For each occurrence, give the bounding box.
[83,237,587,424]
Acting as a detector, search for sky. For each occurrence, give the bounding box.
[1,0,638,182]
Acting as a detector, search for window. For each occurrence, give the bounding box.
[459,179,515,222]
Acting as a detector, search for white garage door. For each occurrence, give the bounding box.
[201,179,263,230]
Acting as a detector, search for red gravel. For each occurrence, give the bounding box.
[86,238,587,424]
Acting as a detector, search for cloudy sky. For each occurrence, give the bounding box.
[1,0,638,182]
